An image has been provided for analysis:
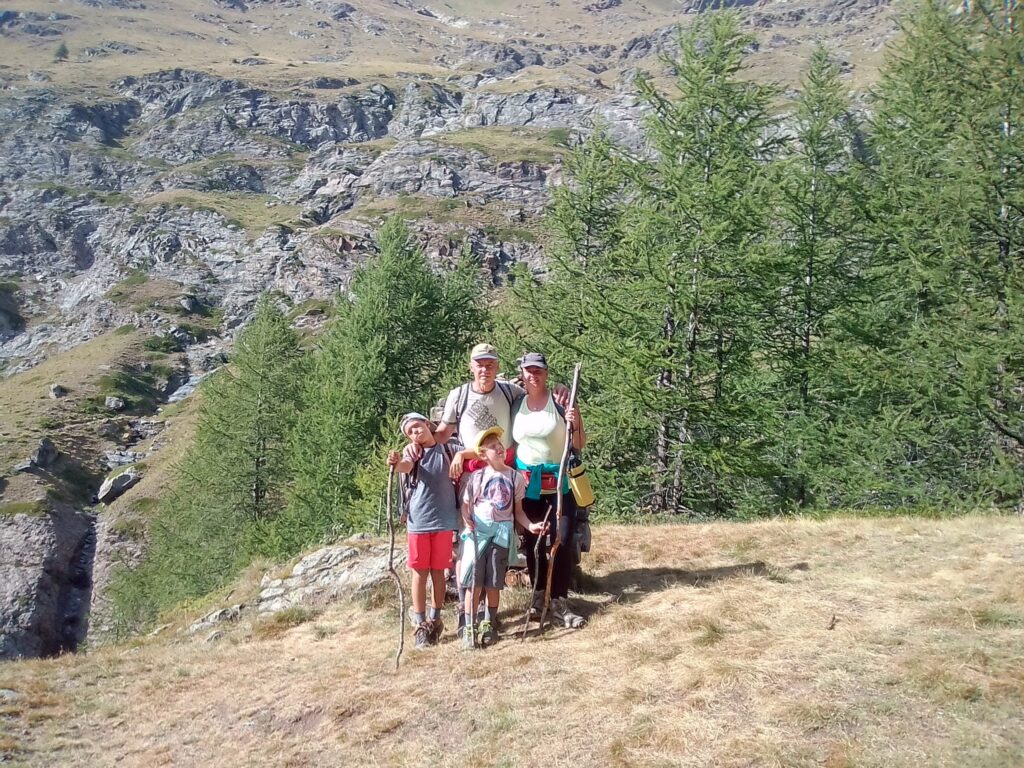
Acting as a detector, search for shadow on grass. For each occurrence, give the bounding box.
[593,561,794,596]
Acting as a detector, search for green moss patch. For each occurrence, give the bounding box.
[0,501,48,518]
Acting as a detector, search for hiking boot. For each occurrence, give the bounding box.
[456,611,466,639]
[551,597,586,629]
[427,616,444,644]
[479,618,497,647]
[413,622,431,650]
[528,593,544,620]
[444,573,459,603]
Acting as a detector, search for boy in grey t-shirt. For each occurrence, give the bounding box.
[387,412,460,649]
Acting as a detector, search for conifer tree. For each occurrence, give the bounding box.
[766,47,863,507]
[841,0,1024,505]
[609,13,780,514]
[503,128,651,512]
[511,15,783,515]
[110,295,304,628]
[952,0,1024,485]
[286,217,487,542]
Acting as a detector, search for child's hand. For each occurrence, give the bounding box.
[403,443,423,464]
[386,451,401,466]
[400,513,408,526]
[449,451,466,480]
[528,521,549,536]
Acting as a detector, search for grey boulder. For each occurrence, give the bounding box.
[97,467,142,504]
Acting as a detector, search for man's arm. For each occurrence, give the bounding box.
[434,386,460,445]
[434,420,457,446]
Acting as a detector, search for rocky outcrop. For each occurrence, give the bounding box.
[186,537,407,634]
[256,540,405,614]
[0,504,95,659]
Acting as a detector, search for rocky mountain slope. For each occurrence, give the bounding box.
[0,0,900,659]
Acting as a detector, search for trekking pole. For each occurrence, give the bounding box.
[469,521,479,648]
[524,362,582,639]
[385,465,406,670]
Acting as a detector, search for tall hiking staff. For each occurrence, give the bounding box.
[522,361,582,639]
[385,465,406,670]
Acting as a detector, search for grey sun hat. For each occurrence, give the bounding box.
[518,352,548,370]
[399,412,433,435]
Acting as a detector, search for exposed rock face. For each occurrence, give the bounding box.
[181,538,406,635]
[0,505,95,659]
[32,438,60,469]
[2,68,650,372]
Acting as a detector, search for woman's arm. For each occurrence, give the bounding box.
[566,405,587,451]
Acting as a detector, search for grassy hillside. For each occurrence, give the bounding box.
[0,0,895,98]
[2,515,1022,766]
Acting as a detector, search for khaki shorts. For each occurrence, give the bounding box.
[460,538,509,590]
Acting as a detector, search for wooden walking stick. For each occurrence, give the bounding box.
[385,465,406,670]
[522,362,582,638]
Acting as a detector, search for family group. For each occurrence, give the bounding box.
[387,343,588,650]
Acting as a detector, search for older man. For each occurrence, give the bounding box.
[433,343,568,479]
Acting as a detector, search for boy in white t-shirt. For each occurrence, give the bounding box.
[459,426,546,649]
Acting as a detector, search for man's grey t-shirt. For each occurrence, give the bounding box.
[441,381,525,451]
[406,444,459,534]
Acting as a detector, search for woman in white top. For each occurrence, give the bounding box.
[511,351,587,629]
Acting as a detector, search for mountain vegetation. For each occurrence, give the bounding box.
[109,2,1024,631]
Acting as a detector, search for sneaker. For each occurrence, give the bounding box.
[551,597,586,629]
[479,618,497,647]
[427,616,444,644]
[413,622,431,650]
[461,622,476,650]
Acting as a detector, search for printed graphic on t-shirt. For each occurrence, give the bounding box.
[465,469,520,523]
[466,397,499,434]
[481,474,513,517]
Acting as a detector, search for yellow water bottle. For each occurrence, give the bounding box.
[567,456,595,508]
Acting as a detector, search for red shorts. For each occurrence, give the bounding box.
[408,530,455,571]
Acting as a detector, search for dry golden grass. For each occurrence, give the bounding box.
[2,515,1023,766]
